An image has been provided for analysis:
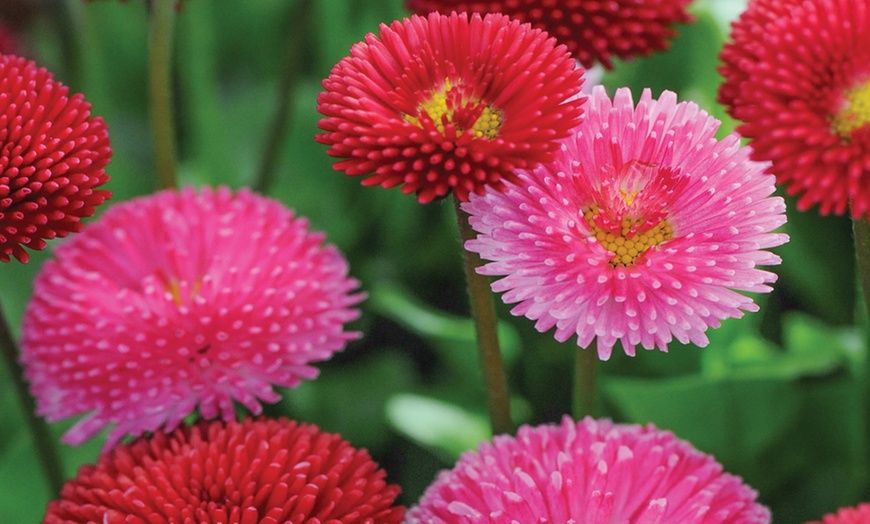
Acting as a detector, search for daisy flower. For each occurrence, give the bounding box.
[405,0,694,70]
[407,416,770,523]
[463,86,788,359]
[43,418,405,524]
[21,186,363,448]
[317,11,585,204]
[806,503,870,524]
[0,53,111,263]
[719,0,870,218]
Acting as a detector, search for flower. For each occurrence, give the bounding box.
[42,417,405,524]
[463,86,788,359]
[718,0,870,219]
[406,416,771,523]
[0,23,18,54]
[316,11,585,204]
[806,503,870,524]
[405,0,694,70]
[0,53,112,263]
[21,186,363,448]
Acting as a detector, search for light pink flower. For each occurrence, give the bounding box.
[21,186,363,448]
[407,416,771,524]
[463,86,788,359]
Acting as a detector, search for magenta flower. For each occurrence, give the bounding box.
[21,186,363,448]
[43,418,405,524]
[806,503,870,524]
[463,86,788,359]
[407,416,771,523]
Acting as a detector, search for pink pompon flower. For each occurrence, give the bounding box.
[42,418,405,524]
[316,11,585,204]
[718,0,870,219]
[806,503,870,524]
[463,86,788,359]
[407,416,771,523]
[405,0,694,70]
[0,53,112,263]
[21,186,363,448]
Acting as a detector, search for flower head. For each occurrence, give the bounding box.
[43,418,405,524]
[0,53,112,263]
[806,503,870,524]
[316,11,585,204]
[407,416,770,523]
[405,0,694,70]
[463,86,787,359]
[21,186,363,448]
[718,0,870,218]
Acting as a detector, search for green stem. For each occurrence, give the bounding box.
[572,340,597,420]
[453,196,513,436]
[855,218,870,325]
[0,297,64,496]
[149,0,178,190]
[253,0,313,193]
[45,0,81,90]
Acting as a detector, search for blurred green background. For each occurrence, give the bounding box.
[0,0,868,521]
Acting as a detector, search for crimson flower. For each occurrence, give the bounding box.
[21,186,363,448]
[463,87,787,359]
[719,0,870,218]
[0,53,111,263]
[43,418,405,524]
[407,416,770,523]
[317,11,585,204]
[405,0,694,70]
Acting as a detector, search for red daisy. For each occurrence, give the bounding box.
[21,187,363,448]
[0,53,112,263]
[317,11,585,204]
[42,418,405,524]
[405,0,695,70]
[719,0,870,218]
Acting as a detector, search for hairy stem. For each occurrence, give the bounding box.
[149,0,178,190]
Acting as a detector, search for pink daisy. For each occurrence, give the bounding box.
[21,186,363,448]
[405,0,695,70]
[718,0,870,218]
[0,53,112,263]
[407,416,771,523]
[316,11,585,204]
[806,503,870,524]
[463,86,788,359]
[43,417,405,524]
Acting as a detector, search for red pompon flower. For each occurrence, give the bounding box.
[407,416,770,523]
[463,87,788,359]
[316,11,585,204]
[0,53,112,263]
[719,0,870,219]
[405,0,694,70]
[21,186,363,448]
[806,503,870,524]
[42,418,405,524]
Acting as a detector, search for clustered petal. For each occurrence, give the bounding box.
[0,53,112,263]
[407,416,771,523]
[405,0,694,69]
[317,11,585,203]
[806,503,870,524]
[42,418,405,524]
[718,0,870,218]
[464,86,788,359]
[21,186,363,448]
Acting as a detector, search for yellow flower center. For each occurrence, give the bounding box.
[405,79,502,139]
[583,205,673,267]
[833,79,870,137]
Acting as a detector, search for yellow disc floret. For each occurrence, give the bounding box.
[833,79,870,138]
[405,79,502,139]
[584,206,673,267]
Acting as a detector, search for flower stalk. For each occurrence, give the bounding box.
[149,0,178,190]
[453,196,513,436]
[573,341,597,419]
[0,297,64,496]
[855,218,870,322]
